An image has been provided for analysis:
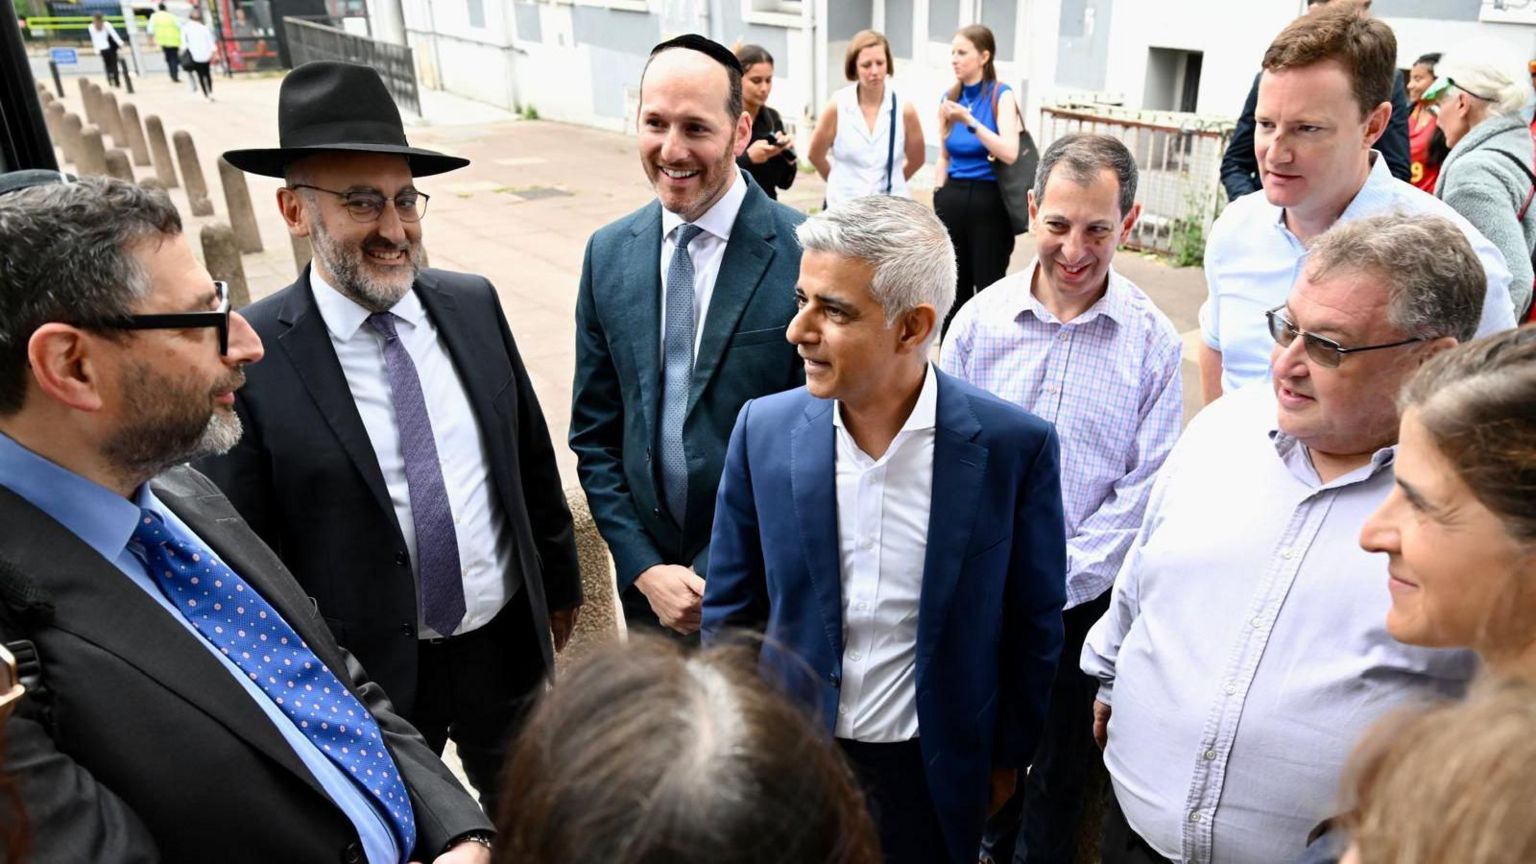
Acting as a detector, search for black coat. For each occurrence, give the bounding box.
[736,105,798,199]
[197,268,582,716]
[1221,69,1411,201]
[0,467,491,863]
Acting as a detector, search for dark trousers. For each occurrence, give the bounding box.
[100,47,120,87]
[1100,793,1175,864]
[838,738,952,864]
[189,61,213,97]
[983,592,1112,863]
[413,594,545,817]
[162,46,181,81]
[934,178,1015,336]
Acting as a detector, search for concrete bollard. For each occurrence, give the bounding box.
[217,158,263,253]
[120,103,151,167]
[77,125,109,177]
[139,177,165,194]
[172,130,214,217]
[85,82,105,131]
[77,78,95,126]
[100,91,127,148]
[201,224,250,309]
[58,113,83,166]
[290,232,313,274]
[105,149,134,182]
[144,115,179,189]
[43,102,61,145]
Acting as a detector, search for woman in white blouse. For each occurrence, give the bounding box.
[180,9,219,100]
[807,30,925,209]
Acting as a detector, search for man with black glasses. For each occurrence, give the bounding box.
[1080,213,1484,864]
[0,171,493,863]
[197,61,582,816]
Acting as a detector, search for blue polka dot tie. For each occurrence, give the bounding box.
[132,509,417,856]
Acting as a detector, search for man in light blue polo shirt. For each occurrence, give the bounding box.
[1199,4,1515,402]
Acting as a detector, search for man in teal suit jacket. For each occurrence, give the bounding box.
[702,197,1066,864]
[570,35,804,635]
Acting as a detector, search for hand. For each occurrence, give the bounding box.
[1093,700,1112,751]
[774,132,796,152]
[988,767,1017,817]
[420,839,492,864]
[745,139,781,164]
[635,564,706,635]
[550,605,580,652]
[940,100,974,128]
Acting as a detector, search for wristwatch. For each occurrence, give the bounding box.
[966,121,978,133]
[446,831,494,852]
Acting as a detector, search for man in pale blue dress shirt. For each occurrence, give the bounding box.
[0,174,491,862]
[942,134,1182,864]
[1083,213,1484,864]
[1199,5,1515,403]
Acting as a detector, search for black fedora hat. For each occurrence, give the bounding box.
[223,61,468,178]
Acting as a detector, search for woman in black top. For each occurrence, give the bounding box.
[735,44,797,199]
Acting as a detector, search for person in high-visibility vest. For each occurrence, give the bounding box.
[147,2,182,83]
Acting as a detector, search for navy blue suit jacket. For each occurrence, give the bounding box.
[701,370,1067,863]
[569,175,805,619]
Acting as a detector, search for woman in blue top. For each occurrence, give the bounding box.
[934,24,1022,336]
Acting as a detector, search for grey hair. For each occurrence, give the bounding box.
[1305,212,1485,342]
[1437,46,1529,116]
[1033,134,1138,216]
[0,176,182,415]
[795,196,956,338]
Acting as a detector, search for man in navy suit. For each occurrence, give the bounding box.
[571,34,805,636]
[702,195,1067,864]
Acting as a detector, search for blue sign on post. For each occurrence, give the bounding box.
[49,47,79,65]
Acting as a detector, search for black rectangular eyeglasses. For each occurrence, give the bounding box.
[1266,304,1425,368]
[79,281,232,355]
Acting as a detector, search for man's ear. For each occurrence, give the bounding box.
[1363,100,1391,148]
[1120,202,1142,244]
[733,109,753,158]
[26,324,107,413]
[1417,335,1459,365]
[277,187,311,238]
[899,304,938,353]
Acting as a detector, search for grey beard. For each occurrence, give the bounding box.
[310,219,421,313]
[105,409,243,487]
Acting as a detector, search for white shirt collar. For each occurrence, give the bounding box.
[833,363,939,433]
[660,168,747,243]
[309,265,426,342]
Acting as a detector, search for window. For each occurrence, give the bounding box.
[745,0,805,27]
[467,0,484,28]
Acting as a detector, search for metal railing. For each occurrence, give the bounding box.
[281,16,418,116]
[1037,104,1235,261]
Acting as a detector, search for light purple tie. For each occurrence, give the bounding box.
[368,312,465,637]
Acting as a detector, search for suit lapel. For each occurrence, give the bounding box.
[917,374,987,670]
[623,205,664,441]
[790,398,844,658]
[0,486,327,800]
[414,275,503,422]
[689,180,778,417]
[274,272,394,522]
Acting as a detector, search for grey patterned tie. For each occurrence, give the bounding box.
[660,224,704,523]
[367,312,466,637]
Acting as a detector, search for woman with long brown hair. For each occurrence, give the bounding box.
[933,24,1022,336]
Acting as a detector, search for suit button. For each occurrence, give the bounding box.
[400,622,415,637]
[394,551,409,566]
[829,671,841,687]
[340,841,364,864]
[652,507,662,517]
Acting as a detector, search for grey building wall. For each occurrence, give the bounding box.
[717,2,791,80]
[513,2,540,42]
[829,0,872,41]
[1373,0,1480,20]
[929,0,959,39]
[572,5,661,119]
[981,0,1016,61]
[887,0,914,57]
[1055,0,1111,90]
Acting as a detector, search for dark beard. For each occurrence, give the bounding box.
[310,215,423,313]
[102,361,244,485]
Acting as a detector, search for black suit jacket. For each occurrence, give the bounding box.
[0,467,490,863]
[569,174,805,622]
[1222,69,1411,201]
[197,267,581,715]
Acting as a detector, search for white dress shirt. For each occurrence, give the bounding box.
[88,21,122,52]
[659,168,748,362]
[833,364,938,743]
[310,269,516,638]
[1081,382,1477,864]
[1201,151,1516,393]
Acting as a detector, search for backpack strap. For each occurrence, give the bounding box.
[884,90,897,194]
[1490,148,1536,219]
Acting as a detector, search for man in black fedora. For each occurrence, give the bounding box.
[198,61,583,815]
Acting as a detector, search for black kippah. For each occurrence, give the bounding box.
[0,169,77,197]
[650,33,744,75]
